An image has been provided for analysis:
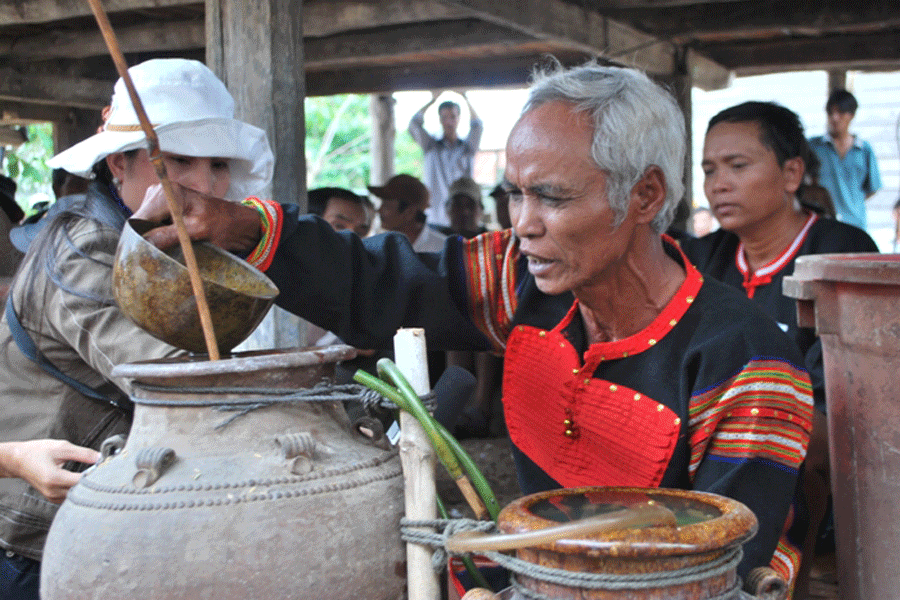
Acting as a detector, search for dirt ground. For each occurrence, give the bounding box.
[435,436,521,519]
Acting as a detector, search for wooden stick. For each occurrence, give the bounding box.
[86,0,220,361]
[394,328,440,600]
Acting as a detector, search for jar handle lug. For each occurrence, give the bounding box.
[275,433,323,474]
[132,447,177,488]
[100,434,127,460]
[745,566,788,600]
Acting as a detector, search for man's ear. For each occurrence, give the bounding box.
[782,156,804,195]
[630,165,667,225]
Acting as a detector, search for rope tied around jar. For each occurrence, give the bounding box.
[130,381,436,428]
[399,517,746,599]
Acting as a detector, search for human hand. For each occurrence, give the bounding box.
[133,183,262,253]
[0,440,100,503]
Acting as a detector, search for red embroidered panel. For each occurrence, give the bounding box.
[503,325,680,489]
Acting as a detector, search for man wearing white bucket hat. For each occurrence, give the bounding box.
[0,58,272,599]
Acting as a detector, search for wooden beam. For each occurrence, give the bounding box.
[303,0,469,37]
[601,0,900,43]
[687,49,732,92]
[1,100,73,124]
[0,19,204,58]
[701,30,900,73]
[0,0,197,25]
[603,0,748,5]
[304,20,537,71]
[305,52,592,96]
[0,69,112,109]
[436,0,676,73]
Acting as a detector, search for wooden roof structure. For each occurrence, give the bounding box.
[1,0,898,116]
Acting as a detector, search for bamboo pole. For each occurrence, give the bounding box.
[86,0,220,361]
[394,328,440,600]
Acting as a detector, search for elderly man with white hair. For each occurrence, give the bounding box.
[140,61,813,590]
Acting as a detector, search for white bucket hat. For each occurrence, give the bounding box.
[48,58,273,201]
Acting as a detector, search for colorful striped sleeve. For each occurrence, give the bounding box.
[688,357,813,476]
[688,356,813,588]
[456,230,520,352]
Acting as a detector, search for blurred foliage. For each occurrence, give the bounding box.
[3,98,425,213]
[1,123,55,213]
[304,93,423,194]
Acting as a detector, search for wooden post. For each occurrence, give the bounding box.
[654,47,693,233]
[206,0,309,349]
[370,93,396,185]
[394,328,440,600]
[828,69,848,93]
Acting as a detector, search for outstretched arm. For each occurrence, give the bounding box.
[0,440,100,503]
[133,183,263,253]
[408,91,440,149]
[457,91,483,152]
[458,91,480,122]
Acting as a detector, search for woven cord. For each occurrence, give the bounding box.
[130,382,435,429]
[399,517,744,593]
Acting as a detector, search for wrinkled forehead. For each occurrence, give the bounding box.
[506,103,596,175]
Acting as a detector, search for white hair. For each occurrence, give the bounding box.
[523,60,686,233]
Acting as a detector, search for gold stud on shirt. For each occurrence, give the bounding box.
[609,384,618,392]
[751,408,760,416]
[648,339,657,346]
[538,331,546,337]
[674,417,681,426]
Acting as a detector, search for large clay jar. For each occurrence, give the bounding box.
[495,487,762,600]
[41,346,406,600]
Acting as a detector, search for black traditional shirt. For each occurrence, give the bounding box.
[680,214,878,413]
[264,208,813,582]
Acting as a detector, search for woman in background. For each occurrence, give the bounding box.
[681,101,877,598]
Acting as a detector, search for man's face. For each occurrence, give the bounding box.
[702,121,801,236]
[447,194,481,233]
[826,108,853,138]
[377,197,419,233]
[323,196,370,237]
[504,101,639,297]
[439,106,460,138]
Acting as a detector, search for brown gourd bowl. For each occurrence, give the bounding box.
[113,218,279,355]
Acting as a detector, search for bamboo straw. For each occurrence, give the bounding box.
[86,0,220,361]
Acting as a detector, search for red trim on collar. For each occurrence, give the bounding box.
[735,213,817,299]
[549,236,704,369]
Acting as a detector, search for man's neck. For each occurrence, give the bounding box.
[832,132,854,159]
[402,221,425,245]
[575,233,685,344]
[738,206,810,272]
